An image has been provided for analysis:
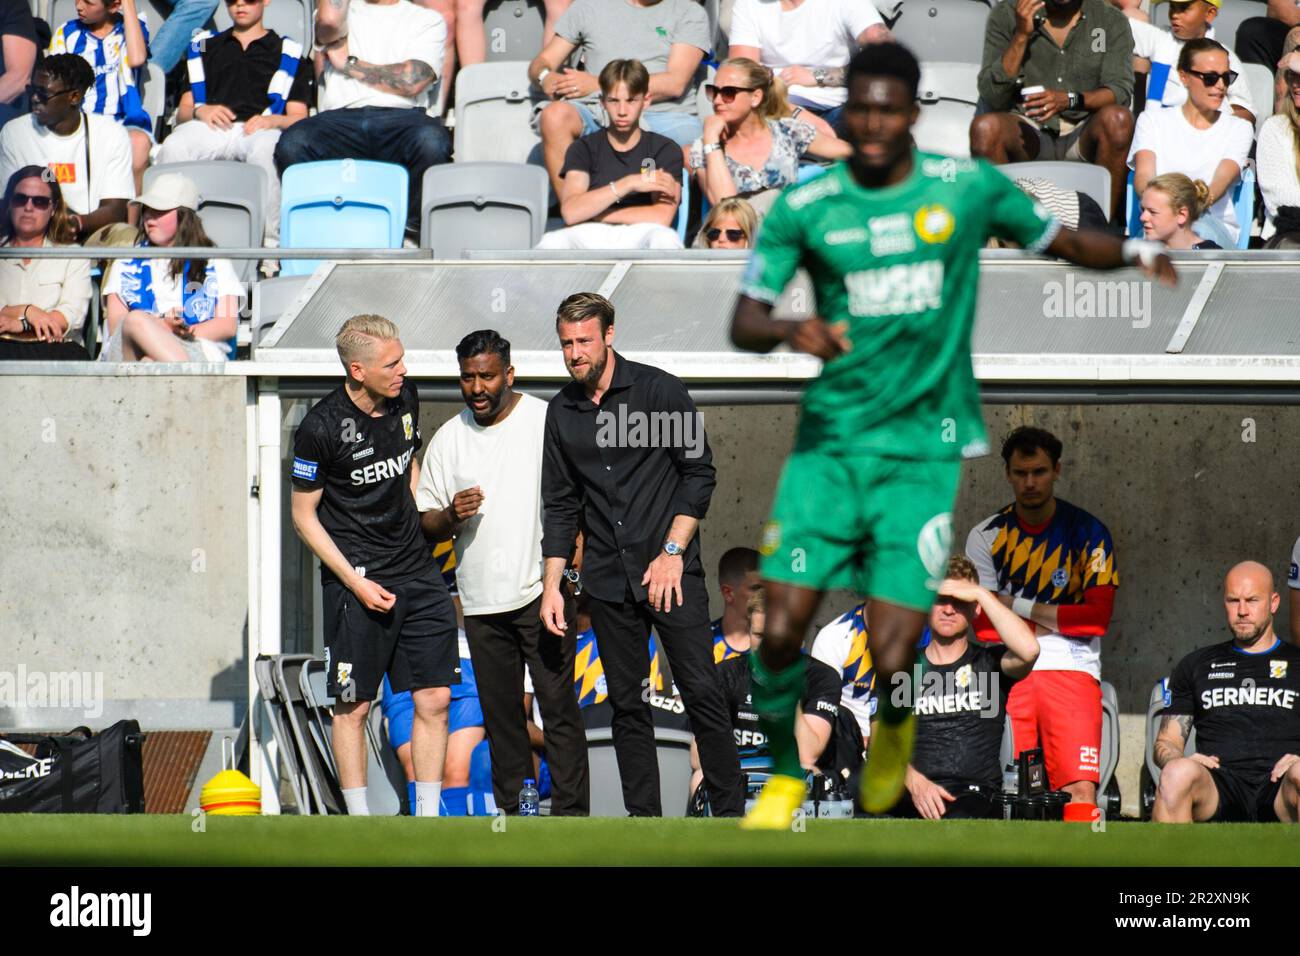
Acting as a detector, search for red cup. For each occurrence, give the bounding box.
[1063,801,1098,823]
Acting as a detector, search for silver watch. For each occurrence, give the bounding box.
[813,67,829,87]
[662,541,684,557]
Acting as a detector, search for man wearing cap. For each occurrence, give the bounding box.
[969,0,1137,224]
[0,53,133,242]
[1130,0,1255,122]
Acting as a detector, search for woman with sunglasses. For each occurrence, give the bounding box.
[689,58,849,212]
[101,172,242,362]
[0,165,93,359]
[1129,38,1254,246]
[1140,173,1221,250]
[698,196,757,249]
[1256,50,1300,248]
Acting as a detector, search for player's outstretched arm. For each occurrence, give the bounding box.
[731,295,851,360]
[1047,227,1177,287]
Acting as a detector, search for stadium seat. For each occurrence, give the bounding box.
[676,166,691,244]
[1000,161,1113,222]
[213,0,311,42]
[453,61,543,165]
[278,160,409,277]
[273,654,345,815]
[1141,675,1199,818]
[482,0,545,63]
[1125,165,1254,248]
[144,160,267,282]
[139,61,165,138]
[1241,62,1275,134]
[251,274,312,349]
[585,726,695,816]
[420,161,549,255]
[913,88,978,160]
[888,0,992,66]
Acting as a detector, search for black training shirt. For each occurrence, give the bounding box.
[181,29,312,122]
[291,382,427,586]
[1166,638,1300,777]
[911,642,1015,793]
[560,129,685,209]
[541,352,715,602]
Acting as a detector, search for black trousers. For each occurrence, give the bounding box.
[588,574,744,817]
[464,593,590,815]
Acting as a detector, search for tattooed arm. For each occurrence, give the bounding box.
[317,0,352,47]
[324,42,438,96]
[1153,714,1193,769]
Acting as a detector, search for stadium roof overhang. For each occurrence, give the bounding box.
[250,250,1300,405]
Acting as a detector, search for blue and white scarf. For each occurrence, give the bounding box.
[115,252,234,358]
[187,30,304,116]
[51,15,152,133]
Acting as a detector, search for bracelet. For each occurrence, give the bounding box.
[20,305,31,334]
[1012,596,1035,619]
[701,142,721,156]
[609,181,622,202]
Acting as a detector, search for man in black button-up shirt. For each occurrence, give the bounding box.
[540,292,743,816]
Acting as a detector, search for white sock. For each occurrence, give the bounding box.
[342,786,370,816]
[415,781,443,817]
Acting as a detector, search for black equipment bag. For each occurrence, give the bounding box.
[0,721,146,813]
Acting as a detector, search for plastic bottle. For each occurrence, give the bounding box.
[518,778,539,816]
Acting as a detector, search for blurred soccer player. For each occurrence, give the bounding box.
[290,315,460,817]
[730,41,1175,827]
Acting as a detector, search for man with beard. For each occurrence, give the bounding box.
[416,329,590,815]
[540,292,743,817]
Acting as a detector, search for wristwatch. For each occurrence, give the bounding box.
[346,54,359,70]
[537,67,552,86]
[701,142,721,156]
[813,67,829,87]
[662,541,684,557]
[1067,91,1081,111]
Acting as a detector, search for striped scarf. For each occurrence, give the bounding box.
[50,16,151,133]
[187,30,304,116]
[115,253,234,358]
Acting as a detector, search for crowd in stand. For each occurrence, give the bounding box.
[1,0,1300,360]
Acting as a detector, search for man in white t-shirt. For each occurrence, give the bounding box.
[0,54,133,241]
[728,0,890,134]
[415,330,590,816]
[1130,0,1254,122]
[1288,535,1300,645]
[274,0,451,236]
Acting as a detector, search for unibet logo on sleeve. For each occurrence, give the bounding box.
[292,457,319,481]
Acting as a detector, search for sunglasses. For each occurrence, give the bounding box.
[10,192,53,210]
[1185,68,1238,88]
[26,85,76,104]
[706,228,746,243]
[1286,70,1300,88]
[224,0,264,5]
[705,84,756,103]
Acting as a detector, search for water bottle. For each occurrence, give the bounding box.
[518,778,539,816]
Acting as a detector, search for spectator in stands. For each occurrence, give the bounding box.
[147,0,220,74]
[0,165,92,360]
[1152,561,1300,823]
[966,426,1119,807]
[275,0,451,237]
[810,601,874,748]
[0,54,133,241]
[536,59,685,250]
[727,0,891,137]
[1140,173,1222,248]
[1257,50,1300,247]
[49,0,153,195]
[158,0,310,245]
[1129,38,1254,246]
[0,0,38,127]
[688,58,849,211]
[101,172,242,362]
[1129,0,1255,123]
[970,0,1137,223]
[528,0,710,196]
[1236,0,1300,106]
[712,546,759,662]
[416,1,456,112]
[454,0,570,67]
[895,557,1039,820]
[1290,534,1300,643]
[698,196,757,248]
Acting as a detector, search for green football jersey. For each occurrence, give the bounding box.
[739,153,1059,461]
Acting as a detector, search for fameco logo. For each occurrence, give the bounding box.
[49,886,151,936]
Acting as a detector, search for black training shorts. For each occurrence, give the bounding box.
[1210,766,1284,822]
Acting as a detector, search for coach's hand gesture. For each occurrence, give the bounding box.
[353,576,397,613]
[785,317,852,362]
[643,552,684,613]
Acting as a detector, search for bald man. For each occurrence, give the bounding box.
[1152,562,1300,823]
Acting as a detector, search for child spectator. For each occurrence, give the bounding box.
[1140,173,1223,248]
[157,0,310,244]
[698,196,757,249]
[0,164,92,359]
[49,0,152,194]
[101,172,242,362]
[1256,49,1300,247]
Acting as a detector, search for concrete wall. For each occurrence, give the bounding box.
[0,375,249,730]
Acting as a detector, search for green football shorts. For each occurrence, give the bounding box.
[758,450,961,611]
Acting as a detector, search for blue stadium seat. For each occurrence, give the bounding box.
[676,166,690,244]
[1126,166,1254,249]
[278,160,410,277]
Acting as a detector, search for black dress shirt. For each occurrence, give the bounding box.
[180,29,312,122]
[542,351,715,603]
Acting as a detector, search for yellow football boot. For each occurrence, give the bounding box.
[860,713,917,814]
[740,774,807,830]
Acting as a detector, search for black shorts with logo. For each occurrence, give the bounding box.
[1210,766,1284,822]
[323,567,460,702]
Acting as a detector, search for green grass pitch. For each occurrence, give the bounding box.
[2,816,1298,866]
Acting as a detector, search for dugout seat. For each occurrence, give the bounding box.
[1001,161,1113,222]
[1140,675,1199,819]
[453,61,543,165]
[889,0,992,67]
[586,726,695,816]
[997,679,1121,803]
[278,160,409,276]
[144,160,267,282]
[274,654,345,815]
[420,162,549,254]
[254,655,311,813]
